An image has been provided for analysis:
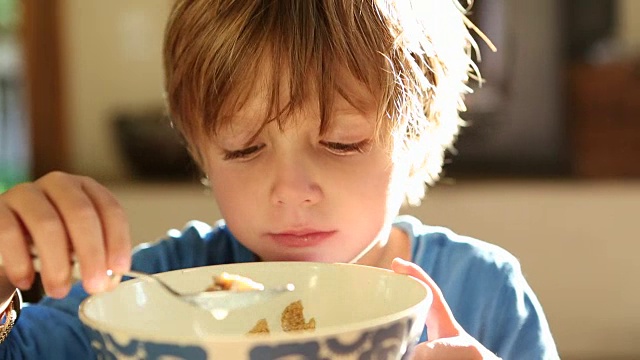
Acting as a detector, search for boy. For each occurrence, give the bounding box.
[0,0,558,358]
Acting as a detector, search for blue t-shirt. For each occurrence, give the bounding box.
[0,215,559,359]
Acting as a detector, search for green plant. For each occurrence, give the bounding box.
[0,0,18,35]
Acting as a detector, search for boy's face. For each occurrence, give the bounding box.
[198,75,409,264]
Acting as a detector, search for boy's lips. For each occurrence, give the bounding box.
[267,230,336,248]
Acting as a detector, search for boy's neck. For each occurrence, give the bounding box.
[356,226,411,270]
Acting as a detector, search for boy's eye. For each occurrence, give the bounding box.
[223,144,265,160]
[320,140,371,155]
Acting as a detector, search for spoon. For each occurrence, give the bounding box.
[0,268,294,345]
[112,269,295,319]
[0,267,294,346]
[0,251,296,344]
[18,253,295,319]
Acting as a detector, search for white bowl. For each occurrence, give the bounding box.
[79,262,431,359]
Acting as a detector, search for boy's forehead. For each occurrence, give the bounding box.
[231,69,376,112]
[201,48,384,145]
[220,92,376,132]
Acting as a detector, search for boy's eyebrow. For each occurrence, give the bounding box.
[335,82,378,115]
[214,115,265,147]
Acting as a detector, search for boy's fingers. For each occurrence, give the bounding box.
[412,337,488,360]
[0,202,35,290]
[36,173,108,294]
[391,257,462,340]
[2,183,72,298]
[80,177,131,280]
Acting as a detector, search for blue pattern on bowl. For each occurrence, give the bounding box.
[84,327,207,360]
[249,317,417,359]
[84,316,420,359]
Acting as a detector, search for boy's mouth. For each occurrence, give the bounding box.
[267,230,337,248]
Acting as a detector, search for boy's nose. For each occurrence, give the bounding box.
[269,159,322,207]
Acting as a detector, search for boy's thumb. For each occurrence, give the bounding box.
[391,257,462,341]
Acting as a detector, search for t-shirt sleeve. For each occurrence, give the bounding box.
[407,222,559,360]
[480,260,559,360]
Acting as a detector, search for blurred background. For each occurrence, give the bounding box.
[1,0,639,358]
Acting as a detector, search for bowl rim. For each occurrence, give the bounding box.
[78,262,431,344]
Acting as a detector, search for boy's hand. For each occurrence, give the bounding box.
[391,258,501,360]
[0,172,132,298]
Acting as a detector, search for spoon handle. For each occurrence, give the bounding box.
[28,249,182,297]
[31,256,84,280]
[107,269,183,297]
[29,246,122,282]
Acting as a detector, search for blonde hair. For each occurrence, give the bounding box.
[163,0,477,206]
